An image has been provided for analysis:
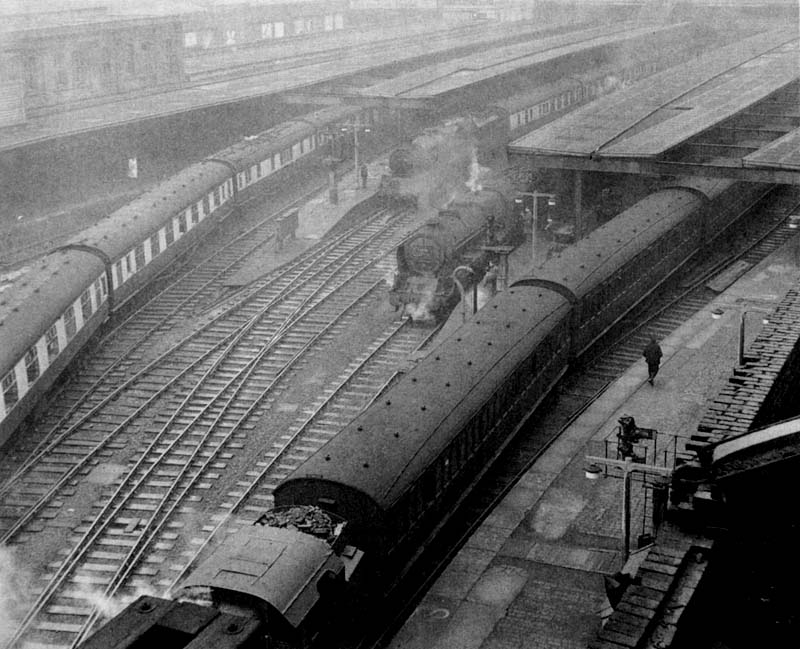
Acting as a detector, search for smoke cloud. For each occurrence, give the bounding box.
[0,546,34,646]
[71,581,163,623]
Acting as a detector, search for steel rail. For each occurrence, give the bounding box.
[165,307,416,593]
[74,279,394,646]
[6,213,409,648]
[0,209,389,498]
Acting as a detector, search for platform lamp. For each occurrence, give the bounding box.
[584,457,672,562]
[341,121,371,190]
[452,265,477,323]
[516,192,556,265]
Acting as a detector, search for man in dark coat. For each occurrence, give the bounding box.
[643,339,663,385]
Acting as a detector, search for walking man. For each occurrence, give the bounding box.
[360,163,368,189]
[643,338,663,385]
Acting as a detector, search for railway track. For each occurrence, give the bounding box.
[184,20,577,85]
[0,208,399,530]
[362,186,800,649]
[0,163,352,484]
[0,202,427,648]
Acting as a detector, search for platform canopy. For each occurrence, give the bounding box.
[508,30,800,185]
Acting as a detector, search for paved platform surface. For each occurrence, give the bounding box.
[508,29,798,160]
[388,221,800,648]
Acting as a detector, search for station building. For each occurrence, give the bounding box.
[176,1,350,51]
[0,7,183,125]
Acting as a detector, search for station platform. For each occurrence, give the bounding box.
[0,19,555,154]
[388,219,800,647]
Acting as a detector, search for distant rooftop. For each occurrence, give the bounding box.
[0,5,178,36]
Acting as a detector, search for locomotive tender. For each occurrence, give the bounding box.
[78,176,771,649]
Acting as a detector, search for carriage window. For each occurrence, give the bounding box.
[2,371,18,410]
[134,243,146,270]
[64,305,77,340]
[165,223,175,245]
[150,233,161,256]
[80,289,93,321]
[273,153,281,169]
[202,195,210,216]
[25,347,39,384]
[215,187,222,205]
[93,277,105,306]
[190,204,200,225]
[280,148,292,165]
[45,325,59,363]
[178,213,187,234]
[97,275,107,298]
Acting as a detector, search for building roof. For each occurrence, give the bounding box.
[601,40,799,158]
[509,29,798,158]
[0,250,105,373]
[360,22,684,100]
[744,126,800,171]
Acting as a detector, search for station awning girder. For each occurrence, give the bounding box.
[507,151,800,185]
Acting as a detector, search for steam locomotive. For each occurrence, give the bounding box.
[390,187,523,322]
[382,114,522,322]
[78,176,772,649]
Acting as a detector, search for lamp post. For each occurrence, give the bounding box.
[584,456,672,562]
[710,307,771,366]
[452,265,476,323]
[516,192,556,265]
[340,121,371,190]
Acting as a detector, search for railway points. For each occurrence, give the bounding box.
[386,192,800,649]
[508,29,800,186]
